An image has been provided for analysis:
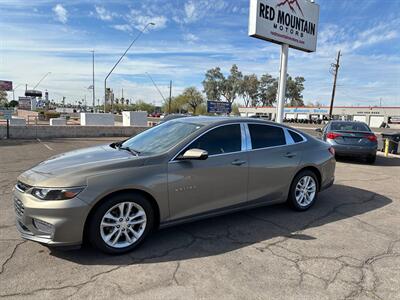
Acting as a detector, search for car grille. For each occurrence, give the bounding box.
[16,181,32,193]
[14,198,25,217]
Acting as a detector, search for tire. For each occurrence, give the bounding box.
[366,155,376,164]
[88,192,154,254]
[287,170,319,211]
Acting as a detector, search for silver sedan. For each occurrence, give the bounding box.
[14,117,336,254]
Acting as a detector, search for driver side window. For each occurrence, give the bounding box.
[185,124,242,156]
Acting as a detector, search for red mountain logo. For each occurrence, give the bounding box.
[277,0,304,16]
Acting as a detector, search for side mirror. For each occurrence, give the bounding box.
[180,148,208,160]
[315,128,322,133]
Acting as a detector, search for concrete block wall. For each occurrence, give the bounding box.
[0,125,147,139]
[80,113,114,126]
[122,111,148,127]
[10,118,27,126]
[50,118,67,126]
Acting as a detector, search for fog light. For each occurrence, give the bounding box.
[33,219,54,234]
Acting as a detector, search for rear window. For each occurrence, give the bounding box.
[289,130,304,143]
[330,122,371,132]
[248,124,286,149]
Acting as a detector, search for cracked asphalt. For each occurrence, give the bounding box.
[1,137,399,299]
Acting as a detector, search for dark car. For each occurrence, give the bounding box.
[316,120,377,163]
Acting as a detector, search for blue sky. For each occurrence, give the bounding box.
[0,0,399,106]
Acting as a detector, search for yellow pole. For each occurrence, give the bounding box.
[384,138,389,157]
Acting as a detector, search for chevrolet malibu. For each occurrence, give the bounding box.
[14,117,335,254]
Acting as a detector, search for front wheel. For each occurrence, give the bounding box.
[287,170,319,211]
[88,193,154,254]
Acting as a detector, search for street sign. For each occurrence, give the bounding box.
[207,101,232,114]
[0,80,13,91]
[0,110,12,120]
[249,0,320,52]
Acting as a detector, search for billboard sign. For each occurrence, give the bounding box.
[25,90,42,98]
[207,101,232,114]
[249,0,320,52]
[0,80,13,91]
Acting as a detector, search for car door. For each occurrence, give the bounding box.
[167,123,248,220]
[246,123,301,203]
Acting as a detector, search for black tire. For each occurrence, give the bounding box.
[287,170,319,211]
[88,192,155,254]
[366,154,376,164]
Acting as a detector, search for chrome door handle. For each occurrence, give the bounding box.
[231,160,246,166]
[284,152,296,158]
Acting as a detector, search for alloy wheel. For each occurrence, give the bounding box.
[295,175,317,207]
[100,202,147,248]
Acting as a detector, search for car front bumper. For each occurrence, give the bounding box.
[13,188,90,247]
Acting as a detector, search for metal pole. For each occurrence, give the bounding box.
[104,22,155,113]
[168,80,172,114]
[6,119,9,139]
[276,44,289,124]
[91,50,95,111]
[329,50,341,119]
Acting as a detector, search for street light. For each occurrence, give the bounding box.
[104,22,155,113]
[12,84,24,101]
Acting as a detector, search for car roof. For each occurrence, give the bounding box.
[175,116,278,126]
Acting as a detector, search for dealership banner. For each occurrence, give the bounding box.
[249,0,320,52]
[207,101,232,114]
[0,80,13,91]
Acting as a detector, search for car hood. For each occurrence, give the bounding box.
[18,145,145,187]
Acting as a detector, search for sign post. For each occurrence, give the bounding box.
[249,0,320,123]
[0,110,12,139]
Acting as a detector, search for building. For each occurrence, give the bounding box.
[239,106,400,128]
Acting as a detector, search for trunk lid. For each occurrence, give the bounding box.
[329,131,376,145]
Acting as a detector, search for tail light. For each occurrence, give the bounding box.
[326,132,341,139]
[328,147,335,156]
[366,134,377,142]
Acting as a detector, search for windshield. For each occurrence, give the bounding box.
[120,120,203,155]
[330,122,371,132]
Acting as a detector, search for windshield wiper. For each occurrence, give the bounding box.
[118,146,141,156]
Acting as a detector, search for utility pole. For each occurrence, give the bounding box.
[91,50,95,111]
[168,80,172,114]
[329,50,341,119]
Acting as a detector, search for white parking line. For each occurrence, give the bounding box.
[36,138,53,151]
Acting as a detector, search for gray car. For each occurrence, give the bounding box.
[14,117,335,254]
[316,120,378,163]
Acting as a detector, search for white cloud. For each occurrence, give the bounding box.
[111,24,132,33]
[184,2,198,23]
[95,6,114,21]
[183,33,199,43]
[52,4,68,24]
[127,10,167,31]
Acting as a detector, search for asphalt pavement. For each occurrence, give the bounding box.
[0,137,399,299]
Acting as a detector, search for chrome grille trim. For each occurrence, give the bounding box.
[14,198,25,217]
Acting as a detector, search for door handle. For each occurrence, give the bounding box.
[284,152,296,158]
[231,160,246,166]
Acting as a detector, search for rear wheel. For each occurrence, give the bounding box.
[366,154,376,164]
[88,193,154,254]
[287,170,319,211]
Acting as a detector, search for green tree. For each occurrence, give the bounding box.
[182,87,204,115]
[286,76,305,106]
[8,100,18,107]
[202,67,224,101]
[220,64,243,104]
[258,74,278,106]
[0,89,8,107]
[240,74,259,107]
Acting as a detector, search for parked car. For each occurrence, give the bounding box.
[14,117,335,254]
[315,120,377,163]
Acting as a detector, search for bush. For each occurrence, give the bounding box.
[44,111,61,120]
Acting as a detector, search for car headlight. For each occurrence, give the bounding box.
[30,187,85,200]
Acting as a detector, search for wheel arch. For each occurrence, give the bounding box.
[293,166,322,191]
[83,188,161,243]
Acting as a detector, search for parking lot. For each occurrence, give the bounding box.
[1,136,399,299]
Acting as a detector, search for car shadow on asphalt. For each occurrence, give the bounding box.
[50,184,392,265]
[336,155,400,166]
